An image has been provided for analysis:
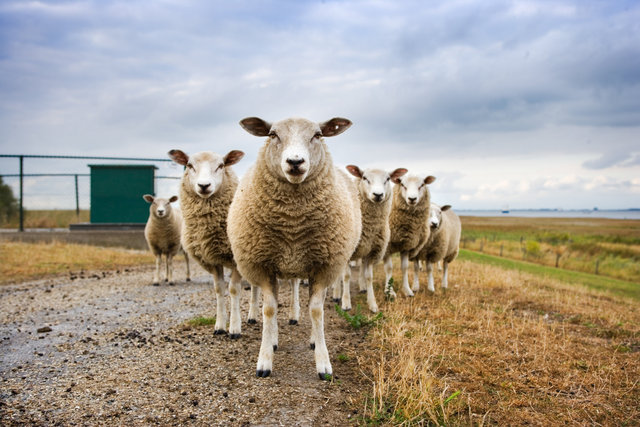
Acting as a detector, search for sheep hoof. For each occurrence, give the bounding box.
[256,370,271,378]
[213,329,227,335]
[273,344,278,351]
[310,343,315,350]
[288,319,298,325]
[229,333,241,340]
[318,373,333,381]
[244,285,251,291]
[168,282,175,286]
[247,319,257,325]
[152,282,160,287]
[186,278,191,282]
[359,290,367,294]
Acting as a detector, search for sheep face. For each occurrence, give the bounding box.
[347,166,408,203]
[240,117,352,184]
[396,174,436,206]
[168,149,244,198]
[143,195,178,219]
[429,204,452,231]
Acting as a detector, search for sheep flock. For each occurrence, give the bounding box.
[153,116,461,381]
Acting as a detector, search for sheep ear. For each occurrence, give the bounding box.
[424,175,436,185]
[390,168,408,182]
[224,150,245,166]
[441,205,452,211]
[168,149,189,166]
[391,174,404,185]
[143,194,154,203]
[240,117,272,137]
[345,165,363,179]
[319,118,352,137]
[169,195,178,203]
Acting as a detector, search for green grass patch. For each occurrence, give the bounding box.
[335,304,384,329]
[459,249,640,300]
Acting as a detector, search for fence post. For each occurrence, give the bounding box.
[75,174,80,218]
[19,155,24,232]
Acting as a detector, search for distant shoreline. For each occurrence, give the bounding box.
[458,209,640,220]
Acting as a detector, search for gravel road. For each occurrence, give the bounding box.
[0,262,369,426]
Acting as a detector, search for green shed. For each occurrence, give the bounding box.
[89,164,157,224]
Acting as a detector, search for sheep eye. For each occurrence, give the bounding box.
[363,177,369,183]
[314,132,322,139]
[216,163,224,171]
[385,177,390,183]
[268,131,277,139]
[401,183,407,189]
[186,163,195,170]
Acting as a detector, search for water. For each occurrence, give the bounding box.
[457,209,640,220]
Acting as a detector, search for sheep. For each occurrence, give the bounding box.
[142,194,191,286]
[167,149,258,339]
[332,166,408,313]
[412,204,462,292]
[227,116,361,380]
[383,173,436,298]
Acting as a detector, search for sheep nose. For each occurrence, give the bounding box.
[408,197,417,203]
[198,183,211,191]
[286,158,305,168]
[373,192,383,201]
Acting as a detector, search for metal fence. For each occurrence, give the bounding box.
[0,154,181,231]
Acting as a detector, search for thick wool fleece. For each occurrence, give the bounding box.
[416,208,461,264]
[351,188,392,263]
[144,208,182,257]
[180,169,238,272]
[385,185,431,257]
[228,145,361,288]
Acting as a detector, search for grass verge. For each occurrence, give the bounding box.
[458,249,640,300]
[0,240,154,284]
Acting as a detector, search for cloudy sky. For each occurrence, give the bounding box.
[0,0,639,210]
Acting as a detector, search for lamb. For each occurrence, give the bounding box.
[412,204,461,292]
[332,166,408,313]
[383,173,436,298]
[167,149,260,339]
[228,117,361,380]
[142,194,191,286]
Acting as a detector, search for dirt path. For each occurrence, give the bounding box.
[0,263,369,426]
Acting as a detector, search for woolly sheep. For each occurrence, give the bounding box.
[167,149,258,339]
[332,166,408,313]
[383,173,436,298]
[228,117,361,380]
[142,194,191,286]
[413,204,461,292]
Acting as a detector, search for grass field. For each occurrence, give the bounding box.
[0,209,90,229]
[460,216,640,283]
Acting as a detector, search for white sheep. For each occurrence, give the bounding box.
[227,117,361,380]
[383,173,436,298]
[413,204,461,292]
[167,149,259,339]
[332,166,408,313]
[142,194,191,286]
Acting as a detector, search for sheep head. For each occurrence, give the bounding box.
[168,149,244,198]
[429,204,451,231]
[346,166,407,203]
[240,117,351,184]
[396,174,436,206]
[143,194,178,219]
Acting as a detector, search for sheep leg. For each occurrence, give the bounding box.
[412,260,420,292]
[184,250,191,282]
[383,255,397,298]
[364,259,378,313]
[331,275,341,303]
[309,283,332,380]
[427,262,435,292]
[442,261,449,289]
[248,285,261,324]
[228,268,242,339]
[212,266,229,335]
[166,253,174,285]
[340,264,352,311]
[400,252,415,297]
[289,279,300,325]
[153,254,161,285]
[358,259,367,294]
[256,280,278,377]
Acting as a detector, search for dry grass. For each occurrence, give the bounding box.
[0,241,154,284]
[356,260,640,425]
[0,209,90,229]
